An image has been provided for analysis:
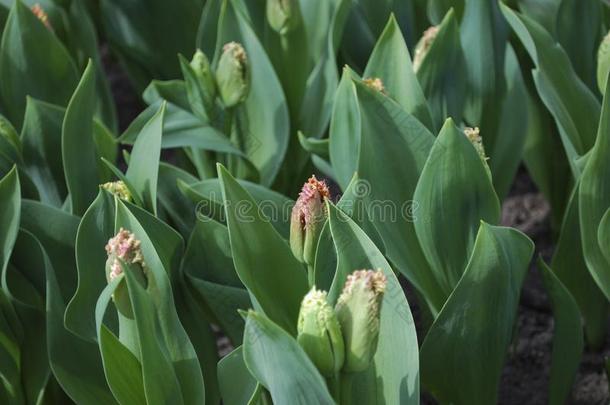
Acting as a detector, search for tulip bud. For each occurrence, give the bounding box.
[290,175,331,266]
[363,77,386,94]
[190,49,217,109]
[297,288,344,376]
[216,42,250,108]
[105,228,147,317]
[413,26,438,73]
[31,4,53,31]
[463,127,491,177]
[101,181,132,202]
[335,269,386,373]
[266,0,300,35]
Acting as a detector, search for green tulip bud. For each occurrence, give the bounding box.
[335,269,386,373]
[362,77,386,94]
[413,26,438,73]
[266,0,300,35]
[101,181,132,202]
[216,42,250,108]
[190,49,217,109]
[598,31,610,93]
[105,228,147,317]
[290,175,331,266]
[297,288,345,376]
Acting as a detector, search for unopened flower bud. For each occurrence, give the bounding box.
[31,4,52,31]
[290,175,331,266]
[101,181,132,202]
[463,127,491,176]
[190,49,217,109]
[216,42,250,108]
[363,77,385,94]
[335,269,386,373]
[297,288,344,376]
[266,0,300,35]
[105,228,147,316]
[598,31,610,93]
[413,26,438,73]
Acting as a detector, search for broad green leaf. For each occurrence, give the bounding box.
[327,203,420,404]
[0,0,79,128]
[501,4,600,174]
[114,201,204,404]
[218,165,307,335]
[420,223,533,405]
[65,190,115,341]
[416,8,466,126]
[242,311,334,405]
[539,260,584,405]
[100,0,204,91]
[62,60,99,216]
[553,183,607,348]
[330,74,444,313]
[157,162,199,237]
[216,0,290,185]
[44,234,117,404]
[0,167,19,280]
[363,14,434,132]
[488,44,528,199]
[414,118,500,298]
[297,132,329,160]
[95,280,146,405]
[218,347,258,405]
[556,0,602,92]
[125,102,165,215]
[0,289,22,404]
[179,177,293,238]
[579,76,610,301]
[182,218,249,343]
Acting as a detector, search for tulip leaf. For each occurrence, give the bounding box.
[0,0,79,128]
[114,201,204,404]
[501,4,600,174]
[414,118,500,298]
[364,14,434,132]
[62,60,99,216]
[125,102,165,215]
[179,177,293,238]
[242,311,334,405]
[44,233,117,404]
[415,8,466,126]
[420,222,533,405]
[182,218,249,343]
[157,162,199,237]
[218,346,259,405]
[65,190,116,341]
[553,183,607,348]
[0,167,19,280]
[218,164,307,335]
[579,76,610,302]
[539,259,584,405]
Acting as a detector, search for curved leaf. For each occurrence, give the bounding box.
[420,223,533,405]
[243,311,334,405]
[218,164,307,335]
[62,60,99,216]
[539,259,584,405]
[414,118,500,298]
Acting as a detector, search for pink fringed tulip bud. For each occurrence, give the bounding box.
[363,77,386,94]
[290,175,331,267]
[101,181,132,202]
[105,228,147,316]
[413,26,438,72]
[31,4,52,31]
[335,269,386,373]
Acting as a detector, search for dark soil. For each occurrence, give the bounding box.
[103,48,610,404]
